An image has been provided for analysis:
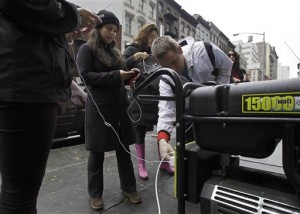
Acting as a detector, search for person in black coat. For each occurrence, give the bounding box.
[0,1,98,213]
[124,23,174,179]
[228,49,247,83]
[76,10,142,210]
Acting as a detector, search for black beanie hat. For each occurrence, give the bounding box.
[95,10,120,32]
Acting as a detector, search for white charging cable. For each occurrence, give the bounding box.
[155,152,175,214]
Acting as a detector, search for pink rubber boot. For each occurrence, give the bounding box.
[135,144,148,180]
[158,146,174,175]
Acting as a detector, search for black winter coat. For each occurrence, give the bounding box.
[0,1,79,103]
[77,44,136,152]
[123,44,159,126]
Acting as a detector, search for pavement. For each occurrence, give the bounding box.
[37,130,201,214]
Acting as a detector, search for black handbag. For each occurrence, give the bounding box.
[127,55,161,125]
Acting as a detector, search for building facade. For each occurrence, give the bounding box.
[256,42,279,80]
[69,0,237,62]
[193,14,210,42]
[179,9,197,39]
[123,0,158,51]
[156,0,181,39]
[232,40,262,81]
[277,64,290,79]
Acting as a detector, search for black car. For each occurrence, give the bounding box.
[52,81,86,145]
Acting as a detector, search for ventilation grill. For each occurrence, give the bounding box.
[211,186,300,214]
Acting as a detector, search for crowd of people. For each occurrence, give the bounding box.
[0,1,246,212]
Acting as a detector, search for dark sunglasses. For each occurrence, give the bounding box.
[228,53,235,57]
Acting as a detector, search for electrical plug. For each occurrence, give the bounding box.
[169,156,175,167]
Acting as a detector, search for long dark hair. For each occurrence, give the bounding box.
[132,23,158,51]
[87,28,124,67]
[228,49,240,71]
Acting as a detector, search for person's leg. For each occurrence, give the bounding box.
[115,144,141,203]
[0,102,57,214]
[87,151,105,198]
[116,144,136,193]
[134,125,148,180]
[87,151,104,210]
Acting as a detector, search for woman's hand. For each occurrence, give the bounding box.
[134,52,149,61]
[120,70,137,80]
[70,8,101,39]
[233,77,241,83]
[78,8,100,32]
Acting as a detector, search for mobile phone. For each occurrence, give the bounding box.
[126,68,140,85]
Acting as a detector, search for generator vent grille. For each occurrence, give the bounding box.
[212,186,300,214]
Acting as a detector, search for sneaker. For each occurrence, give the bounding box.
[90,197,103,210]
[123,191,142,204]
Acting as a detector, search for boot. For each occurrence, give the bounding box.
[158,145,174,175]
[135,144,148,180]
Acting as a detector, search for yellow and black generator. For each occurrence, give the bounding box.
[134,68,300,214]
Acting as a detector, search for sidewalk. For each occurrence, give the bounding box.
[37,131,200,214]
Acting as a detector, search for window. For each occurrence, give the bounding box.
[180,22,184,33]
[191,29,195,37]
[137,20,145,30]
[125,14,132,34]
[174,27,178,36]
[159,2,163,13]
[138,0,144,12]
[196,27,200,37]
[149,5,154,18]
[166,23,170,32]
[187,26,191,36]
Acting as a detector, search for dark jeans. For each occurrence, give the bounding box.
[0,102,57,214]
[87,144,137,198]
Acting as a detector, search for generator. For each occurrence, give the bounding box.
[188,78,300,213]
[133,68,300,214]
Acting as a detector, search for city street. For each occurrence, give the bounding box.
[37,130,200,214]
[0,130,285,214]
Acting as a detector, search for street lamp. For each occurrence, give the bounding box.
[233,32,265,81]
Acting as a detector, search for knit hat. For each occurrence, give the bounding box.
[95,10,120,32]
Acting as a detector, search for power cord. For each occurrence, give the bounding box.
[155,152,175,214]
[126,89,143,123]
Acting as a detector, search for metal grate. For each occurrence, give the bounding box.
[211,186,300,214]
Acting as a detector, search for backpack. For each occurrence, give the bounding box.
[178,39,218,80]
[203,41,219,79]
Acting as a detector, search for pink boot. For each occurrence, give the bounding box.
[158,146,174,175]
[160,162,174,175]
[135,144,148,180]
